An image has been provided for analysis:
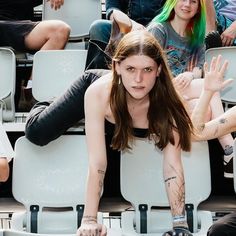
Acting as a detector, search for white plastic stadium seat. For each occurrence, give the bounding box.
[0,47,16,122]
[3,230,75,236]
[120,139,212,236]
[11,135,102,234]
[32,49,87,102]
[205,47,236,110]
[42,0,102,40]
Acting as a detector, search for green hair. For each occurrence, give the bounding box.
[152,0,206,48]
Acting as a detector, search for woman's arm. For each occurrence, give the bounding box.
[77,82,108,236]
[106,0,127,20]
[205,0,217,33]
[191,56,234,141]
[162,131,192,235]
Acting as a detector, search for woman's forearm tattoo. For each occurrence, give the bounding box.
[97,169,105,197]
[165,164,185,216]
[198,123,205,132]
[219,118,227,124]
[213,118,227,137]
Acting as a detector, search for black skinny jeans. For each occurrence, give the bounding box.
[25,69,110,146]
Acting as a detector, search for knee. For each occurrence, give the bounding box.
[0,159,9,182]
[25,124,50,146]
[48,20,70,45]
[55,20,71,39]
[89,19,111,43]
[25,103,53,146]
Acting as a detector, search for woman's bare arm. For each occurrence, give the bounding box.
[191,56,235,141]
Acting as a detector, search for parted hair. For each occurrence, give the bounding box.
[110,31,193,151]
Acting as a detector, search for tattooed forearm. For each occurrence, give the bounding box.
[97,169,105,197]
[165,176,177,183]
[213,118,227,136]
[98,169,105,175]
[198,123,205,132]
[165,164,185,217]
[219,118,227,124]
[82,215,97,224]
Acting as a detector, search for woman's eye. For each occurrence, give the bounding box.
[144,68,152,72]
[127,67,134,71]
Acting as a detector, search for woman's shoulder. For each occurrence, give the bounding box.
[85,72,112,102]
[147,21,166,32]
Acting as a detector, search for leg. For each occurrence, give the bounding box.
[25,69,110,146]
[89,19,111,44]
[24,20,70,50]
[207,213,236,236]
[23,19,70,91]
[85,20,112,70]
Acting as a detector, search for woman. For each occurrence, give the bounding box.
[25,30,235,236]
[78,30,193,236]
[147,0,234,178]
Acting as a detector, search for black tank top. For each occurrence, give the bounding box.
[105,119,148,138]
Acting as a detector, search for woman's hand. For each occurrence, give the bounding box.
[203,55,232,92]
[77,222,107,236]
[221,21,236,46]
[47,0,64,10]
[173,72,194,92]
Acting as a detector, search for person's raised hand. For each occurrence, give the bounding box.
[203,55,233,92]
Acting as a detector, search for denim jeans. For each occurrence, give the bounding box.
[89,19,112,44]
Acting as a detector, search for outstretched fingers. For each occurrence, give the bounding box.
[204,55,233,92]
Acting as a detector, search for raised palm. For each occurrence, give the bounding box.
[204,55,233,92]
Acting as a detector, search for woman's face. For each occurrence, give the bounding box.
[174,0,199,21]
[115,54,161,101]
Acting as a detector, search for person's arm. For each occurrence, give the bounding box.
[106,0,145,30]
[162,131,192,235]
[191,56,234,141]
[77,80,108,236]
[205,0,217,33]
[106,0,124,20]
[221,21,236,46]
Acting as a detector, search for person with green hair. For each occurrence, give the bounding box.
[147,0,234,179]
[148,0,206,77]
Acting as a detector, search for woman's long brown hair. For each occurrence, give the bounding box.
[110,31,193,151]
